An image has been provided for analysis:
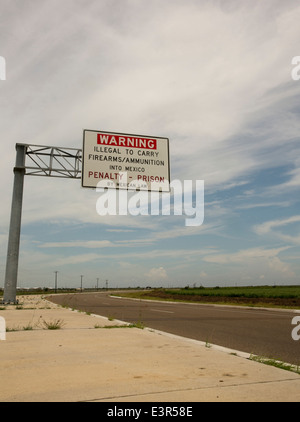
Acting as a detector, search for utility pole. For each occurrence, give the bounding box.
[54,271,58,293]
[96,278,99,291]
[80,275,83,292]
[106,279,108,291]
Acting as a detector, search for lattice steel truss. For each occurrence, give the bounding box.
[23,144,82,178]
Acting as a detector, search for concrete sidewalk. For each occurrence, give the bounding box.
[0,295,299,402]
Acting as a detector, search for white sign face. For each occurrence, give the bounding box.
[82,130,170,191]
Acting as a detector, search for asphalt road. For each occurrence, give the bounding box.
[49,292,300,366]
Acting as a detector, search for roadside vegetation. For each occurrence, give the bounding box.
[249,355,300,375]
[114,285,300,309]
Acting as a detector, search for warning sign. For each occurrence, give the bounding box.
[82,130,170,191]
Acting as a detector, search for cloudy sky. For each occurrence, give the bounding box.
[1,0,300,289]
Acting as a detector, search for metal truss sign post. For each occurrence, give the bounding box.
[2,143,82,304]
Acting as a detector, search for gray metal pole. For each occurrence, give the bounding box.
[3,144,26,304]
[54,271,58,293]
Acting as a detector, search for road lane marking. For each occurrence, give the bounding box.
[150,309,174,314]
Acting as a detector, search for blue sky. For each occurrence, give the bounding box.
[0,0,300,289]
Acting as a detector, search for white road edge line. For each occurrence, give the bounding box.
[150,309,174,313]
[110,294,300,314]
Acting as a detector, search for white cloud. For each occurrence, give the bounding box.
[270,166,300,193]
[2,1,300,190]
[145,267,168,281]
[254,215,300,235]
[1,1,300,287]
[267,256,294,277]
[203,246,288,264]
[203,246,294,277]
[54,253,100,267]
[253,215,300,244]
[39,240,114,249]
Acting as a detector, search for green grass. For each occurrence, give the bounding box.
[114,285,300,309]
[40,318,66,330]
[249,355,300,375]
[164,285,300,299]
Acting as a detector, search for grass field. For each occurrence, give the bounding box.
[163,285,300,298]
[116,285,300,309]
